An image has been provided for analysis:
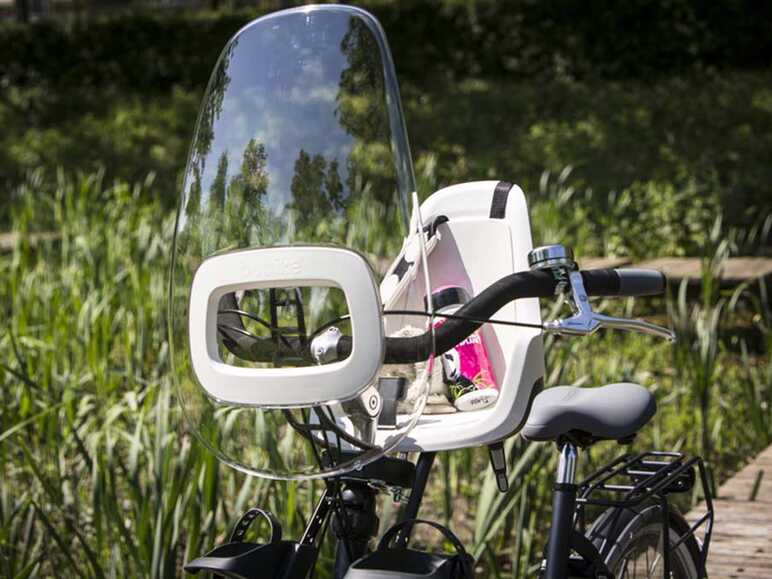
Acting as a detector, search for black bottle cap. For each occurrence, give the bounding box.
[424,286,471,312]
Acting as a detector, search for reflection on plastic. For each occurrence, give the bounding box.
[169,5,430,480]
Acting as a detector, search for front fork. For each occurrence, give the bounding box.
[544,442,579,579]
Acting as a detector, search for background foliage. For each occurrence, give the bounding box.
[2,1,772,230]
[4,1,772,88]
[1,1,771,577]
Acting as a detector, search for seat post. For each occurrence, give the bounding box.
[544,441,579,579]
[557,441,578,484]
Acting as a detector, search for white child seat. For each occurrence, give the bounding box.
[376,180,545,452]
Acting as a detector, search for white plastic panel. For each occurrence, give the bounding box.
[378,181,545,451]
[188,246,384,407]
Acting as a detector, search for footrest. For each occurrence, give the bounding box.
[185,507,316,578]
[185,541,315,578]
[344,519,473,579]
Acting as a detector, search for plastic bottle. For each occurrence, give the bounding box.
[429,286,499,411]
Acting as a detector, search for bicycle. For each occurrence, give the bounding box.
[169,5,714,578]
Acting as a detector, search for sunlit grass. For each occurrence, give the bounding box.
[1,171,769,577]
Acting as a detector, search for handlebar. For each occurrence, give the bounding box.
[218,267,670,366]
[335,267,668,364]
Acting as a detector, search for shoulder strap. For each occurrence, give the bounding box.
[380,215,447,308]
[489,181,513,219]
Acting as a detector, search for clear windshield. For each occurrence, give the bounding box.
[169,5,431,480]
[176,5,414,255]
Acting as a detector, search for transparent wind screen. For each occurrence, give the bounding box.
[169,6,431,479]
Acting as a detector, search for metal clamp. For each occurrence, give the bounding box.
[310,326,343,364]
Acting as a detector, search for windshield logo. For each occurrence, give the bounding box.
[272,256,302,275]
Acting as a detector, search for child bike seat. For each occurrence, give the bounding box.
[521,384,655,443]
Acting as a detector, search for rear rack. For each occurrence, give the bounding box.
[577,451,701,507]
[575,451,714,579]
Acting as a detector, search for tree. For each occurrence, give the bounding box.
[336,18,403,206]
[210,152,229,210]
[290,150,327,225]
[186,38,238,189]
[218,139,270,246]
[239,139,269,205]
[325,159,344,211]
[288,150,351,234]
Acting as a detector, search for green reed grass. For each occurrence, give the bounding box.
[1,171,770,577]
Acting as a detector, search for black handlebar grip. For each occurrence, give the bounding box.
[615,268,667,296]
[578,269,620,296]
[580,268,666,297]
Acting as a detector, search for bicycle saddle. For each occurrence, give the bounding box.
[521,383,656,443]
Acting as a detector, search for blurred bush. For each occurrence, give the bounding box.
[1,1,770,237]
[2,10,249,91]
[0,88,199,199]
[3,1,772,91]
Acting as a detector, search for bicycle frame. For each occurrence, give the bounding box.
[185,439,714,579]
[544,444,580,579]
[286,444,715,579]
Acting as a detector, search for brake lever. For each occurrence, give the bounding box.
[591,312,676,341]
[543,271,676,342]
